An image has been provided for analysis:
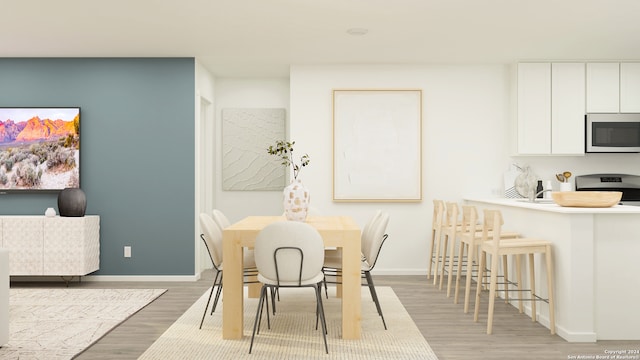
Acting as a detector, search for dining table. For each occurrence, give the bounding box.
[221,215,362,340]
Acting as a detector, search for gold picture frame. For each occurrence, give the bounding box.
[332,89,422,202]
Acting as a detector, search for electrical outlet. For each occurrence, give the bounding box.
[124,246,132,258]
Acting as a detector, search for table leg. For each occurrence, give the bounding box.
[222,231,243,339]
[340,230,361,339]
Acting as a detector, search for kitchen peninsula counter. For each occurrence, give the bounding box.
[465,198,640,342]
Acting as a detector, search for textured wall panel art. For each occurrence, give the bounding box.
[222,108,286,190]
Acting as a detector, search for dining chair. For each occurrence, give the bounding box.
[323,211,390,329]
[473,209,556,335]
[198,213,258,329]
[249,221,328,354]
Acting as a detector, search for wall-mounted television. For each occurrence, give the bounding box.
[0,107,80,191]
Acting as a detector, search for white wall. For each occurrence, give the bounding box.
[289,64,514,274]
[214,78,291,223]
[211,64,640,275]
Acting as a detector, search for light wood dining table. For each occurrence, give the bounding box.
[221,215,362,340]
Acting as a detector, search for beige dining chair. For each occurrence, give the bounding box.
[249,221,328,354]
[323,211,390,329]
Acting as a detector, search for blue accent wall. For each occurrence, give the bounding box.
[0,58,195,275]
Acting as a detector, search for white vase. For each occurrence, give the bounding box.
[283,179,310,221]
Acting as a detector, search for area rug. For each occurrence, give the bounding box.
[139,286,438,360]
[0,288,166,360]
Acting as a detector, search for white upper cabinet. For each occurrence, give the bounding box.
[517,63,551,154]
[620,63,640,113]
[552,63,586,155]
[586,63,620,113]
[517,62,585,155]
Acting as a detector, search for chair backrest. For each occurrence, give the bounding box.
[482,209,504,251]
[212,209,232,230]
[445,202,460,231]
[362,210,383,245]
[362,211,390,270]
[461,205,479,233]
[199,213,223,269]
[432,200,444,229]
[254,221,324,285]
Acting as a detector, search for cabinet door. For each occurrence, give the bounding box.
[552,63,586,154]
[518,63,551,154]
[586,63,619,113]
[3,217,43,275]
[620,62,640,113]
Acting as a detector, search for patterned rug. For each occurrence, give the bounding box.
[140,286,438,360]
[0,288,166,359]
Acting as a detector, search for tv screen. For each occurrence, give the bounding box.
[0,107,80,191]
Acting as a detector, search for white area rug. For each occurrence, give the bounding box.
[0,288,166,360]
[140,286,438,360]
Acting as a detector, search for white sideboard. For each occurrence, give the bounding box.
[0,215,100,276]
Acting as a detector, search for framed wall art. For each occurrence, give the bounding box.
[332,89,422,202]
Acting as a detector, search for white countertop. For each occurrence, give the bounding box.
[464,197,640,214]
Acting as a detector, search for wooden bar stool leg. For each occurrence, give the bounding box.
[502,255,509,303]
[433,229,442,285]
[545,245,556,335]
[439,233,449,290]
[464,242,476,313]
[454,242,465,304]
[528,253,536,323]
[486,253,500,335]
[473,249,486,322]
[516,254,524,313]
[446,233,457,297]
[427,229,435,280]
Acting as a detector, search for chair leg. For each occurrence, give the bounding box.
[454,241,466,304]
[211,275,223,314]
[433,228,442,285]
[198,271,220,329]
[486,253,500,334]
[545,245,556,335]
[502,255,509,304]
[464,242,476,314]
[314,283,329,354]
[446,232,458,297]
[249,285,268,354]
[439,232,449,290]
[427,229,436,280]
[474,249,486,322]
[529,253,536,323]
[516,254,523,313]
[364,270,387,330]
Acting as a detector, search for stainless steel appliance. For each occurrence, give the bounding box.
[575,173,640,206]
[586,113,640,153]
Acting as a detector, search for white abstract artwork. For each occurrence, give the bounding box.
[333,90,422,202]
[222,108,286,191]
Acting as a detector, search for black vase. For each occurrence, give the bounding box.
[57,188,87,217]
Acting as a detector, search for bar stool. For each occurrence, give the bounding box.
[454,205,520,312]
[427,200,445,283]
[439,202,462,294]
[473,209,555,335]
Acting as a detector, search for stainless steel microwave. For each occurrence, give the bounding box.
[586,113,640,153]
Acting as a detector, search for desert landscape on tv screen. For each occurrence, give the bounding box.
[0,108,80,190]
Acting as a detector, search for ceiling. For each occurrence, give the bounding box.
[3,0,640,77]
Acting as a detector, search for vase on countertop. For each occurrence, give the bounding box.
[283,179,310,222]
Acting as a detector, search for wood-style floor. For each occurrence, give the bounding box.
[11,272,637,360]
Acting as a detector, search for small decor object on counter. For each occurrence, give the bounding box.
[267,140,311,221]
[45,207,56,217]
[57,187,87,217]
[514,165,537,198]
[551,191,622,208]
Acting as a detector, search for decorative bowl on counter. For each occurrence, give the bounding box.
[551,191,622,208]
